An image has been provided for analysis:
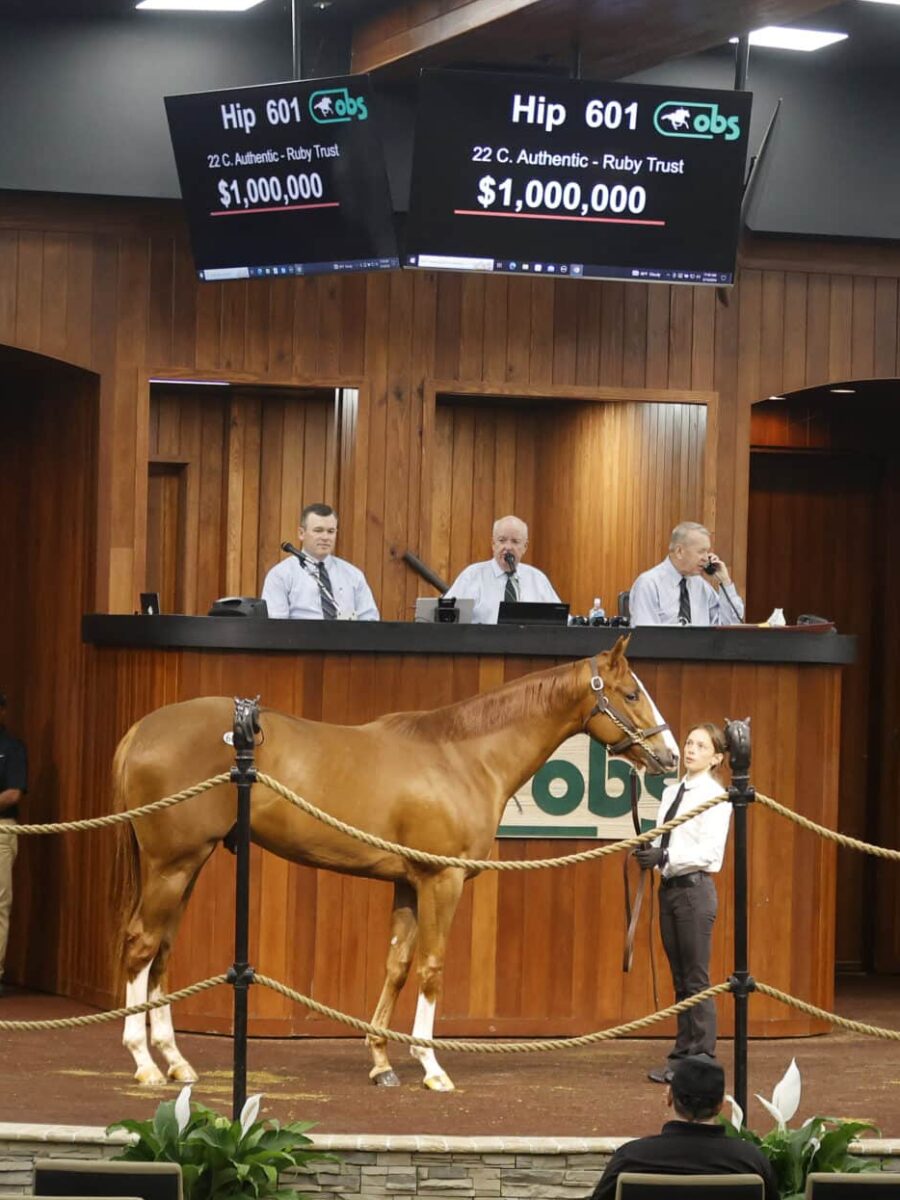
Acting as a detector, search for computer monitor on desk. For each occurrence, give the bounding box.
[497,601,570,626]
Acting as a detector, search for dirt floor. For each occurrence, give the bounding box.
[0,978,898,1139]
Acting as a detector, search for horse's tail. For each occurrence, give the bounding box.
[110,720,143,997]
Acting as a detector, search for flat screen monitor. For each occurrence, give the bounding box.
[165,75,399,281]
[406,70,752,286]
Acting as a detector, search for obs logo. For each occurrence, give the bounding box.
[653,101,741,141]
[309,87,368,124]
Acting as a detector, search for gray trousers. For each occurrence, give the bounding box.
[659,872,718,1060]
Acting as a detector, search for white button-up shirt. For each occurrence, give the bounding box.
[446,559,562,625]
[261,553,379,621]
[652,770,732,879]
[629,555,744,626]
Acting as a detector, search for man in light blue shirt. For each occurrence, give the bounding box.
[629,522,745,627]
[445,515,562,624]
[262,503,379,621]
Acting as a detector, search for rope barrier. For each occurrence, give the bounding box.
[0,774,231,836]
[2,771,899,867]
[755,793,900,860]
[0,975,228,1032]
[254,772,730,871]
[755,982,900,1041]
[4,973,900,1046]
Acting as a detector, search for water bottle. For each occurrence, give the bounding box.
[588,596,606,625]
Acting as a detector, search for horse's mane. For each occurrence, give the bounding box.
[382,660,581,741]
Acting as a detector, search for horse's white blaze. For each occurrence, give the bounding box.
[148,985,188,1070]
[409,993,443,1080]
[633,672,680,761]
[123,964,156,1073]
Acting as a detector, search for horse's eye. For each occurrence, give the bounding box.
[625,692,639,703]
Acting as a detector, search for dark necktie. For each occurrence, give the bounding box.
[678,576,692,626]
[660,783,687,853]
[504,571,517,604]
[316,561,338,620]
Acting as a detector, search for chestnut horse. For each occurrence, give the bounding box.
[115,636,677,1090]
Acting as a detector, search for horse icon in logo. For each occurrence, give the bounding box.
[313,95,334,117]
[659,107,691,131]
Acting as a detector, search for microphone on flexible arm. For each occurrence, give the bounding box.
[503,551,517,573]
[282,541,314,572]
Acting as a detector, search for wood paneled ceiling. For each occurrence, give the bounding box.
[352,0,840,78]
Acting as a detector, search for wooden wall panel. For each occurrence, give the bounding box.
[71,646,839,1040]
[146,385,337,611]
[431,396,705,616]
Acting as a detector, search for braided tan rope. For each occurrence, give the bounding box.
[0,774,231,836]
[755,982,900,1040]
[253,974,732,1051]
[0,975,228,1032]
[755,793,900,860]
[255,772,730,871]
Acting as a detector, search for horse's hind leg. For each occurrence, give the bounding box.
[367,880,418,1087]
[123,847,214,1085]
[409,867,465,1092]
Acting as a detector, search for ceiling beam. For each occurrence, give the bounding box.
[352,0,840,79]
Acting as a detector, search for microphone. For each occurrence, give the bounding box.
[282,541,305,559]
[503,551,517,573]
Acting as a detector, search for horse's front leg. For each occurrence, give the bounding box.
[409,867,465,1092]
[367,880,418,1087]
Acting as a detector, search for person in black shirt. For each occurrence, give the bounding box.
[0,691,27,994]
[590,1055,778,1200]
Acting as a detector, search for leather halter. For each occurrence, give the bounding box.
[582,655,672,773]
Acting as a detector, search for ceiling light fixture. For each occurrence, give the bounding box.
[859,0,900,6]
[729,27,848,51]
[136,0,267,11]
[767,395,784,401]
[829,387,857,394]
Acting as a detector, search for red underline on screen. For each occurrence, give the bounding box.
[453,208,666,227]
[211,201,340,217]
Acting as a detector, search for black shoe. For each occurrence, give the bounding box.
[647,1064,674,1084]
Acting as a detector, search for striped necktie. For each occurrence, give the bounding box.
[315,561,338,620]
[678,576,692,626]
[504,571,517,604]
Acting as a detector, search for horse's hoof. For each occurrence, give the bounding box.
[423,1072,455,1092]
[371,1069,401,1087]
[167,1062,199,1083]
[134,1064,167,1087]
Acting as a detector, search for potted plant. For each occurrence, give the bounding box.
[107,1086,334,1200]
[721,1060,881,1200]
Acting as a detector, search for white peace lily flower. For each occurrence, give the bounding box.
[239,1093,263,1137]
[725,1093,744,1131]
[755,1058,802,1131]
[174,1085,192,1134]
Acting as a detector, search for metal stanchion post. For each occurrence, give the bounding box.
[725,718,756,1120]
[230,697,260,1120]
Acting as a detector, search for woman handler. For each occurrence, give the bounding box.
[635,723,731,1084]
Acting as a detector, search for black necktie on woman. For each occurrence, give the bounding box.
[660,782,687,853]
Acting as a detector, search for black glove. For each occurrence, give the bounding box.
[634,845,664,870]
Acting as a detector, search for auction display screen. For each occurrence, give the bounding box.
[406,71,752,285]
[165,75,399,281]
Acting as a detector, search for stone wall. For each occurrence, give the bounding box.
[2,1126,898,1199]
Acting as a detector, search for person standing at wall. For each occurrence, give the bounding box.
[0,691,27,996]
[635,722,731,1084]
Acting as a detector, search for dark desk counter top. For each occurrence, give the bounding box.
[82,615,856,665]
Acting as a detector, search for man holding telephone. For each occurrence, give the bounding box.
[629,522,745,627]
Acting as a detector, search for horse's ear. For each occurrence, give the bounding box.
[609,633,632,665]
